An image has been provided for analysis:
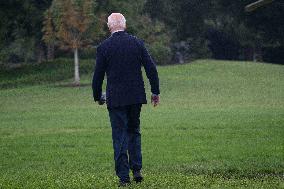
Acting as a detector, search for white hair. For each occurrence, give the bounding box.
[107,13,126,29]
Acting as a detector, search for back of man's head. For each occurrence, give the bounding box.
[107,13,126,33]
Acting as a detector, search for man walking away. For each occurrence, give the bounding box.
[92,13,160,187]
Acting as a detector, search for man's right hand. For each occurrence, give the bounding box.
[98,92,106,105]
[151,94,160,107]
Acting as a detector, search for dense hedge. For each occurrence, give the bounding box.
[0,58,95,89]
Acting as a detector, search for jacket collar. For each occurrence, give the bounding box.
[111,30,126,36]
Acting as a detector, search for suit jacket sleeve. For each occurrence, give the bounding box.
[92,46,107,101]
[140,41,160,95]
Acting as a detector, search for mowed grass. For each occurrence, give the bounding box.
[0,60,283,188]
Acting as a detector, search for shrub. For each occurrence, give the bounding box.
[148,42,172,65]
[172,38,211,63]
[0,58,94,88]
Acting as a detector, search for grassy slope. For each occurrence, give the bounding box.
[0,60,283,188]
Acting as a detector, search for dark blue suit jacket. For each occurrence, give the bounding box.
[92,31,160,107]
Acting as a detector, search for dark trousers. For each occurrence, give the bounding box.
[107,104,142,182]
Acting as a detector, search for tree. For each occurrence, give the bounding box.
[145,0,284,63]
[42,8,55,61]
[58,0,95,85]
[0,0,52,64]
[145,0,212,61]
[43,0,100,85]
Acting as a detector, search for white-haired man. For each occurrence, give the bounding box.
[92,13,160,187]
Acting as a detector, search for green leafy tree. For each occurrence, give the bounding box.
[0,0,52,63]
[145,0,284,63]
[145,0,212,61]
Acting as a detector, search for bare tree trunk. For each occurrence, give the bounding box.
[253,47,257,62]
[37,43,46,63]
[47,44,54,61]
[74,48,80,86]
[253,46,263,62]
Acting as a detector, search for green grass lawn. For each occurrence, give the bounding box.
[0,60,283,188]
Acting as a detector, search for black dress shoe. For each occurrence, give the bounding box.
[118,180,131,187]
[133,171,143,183]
